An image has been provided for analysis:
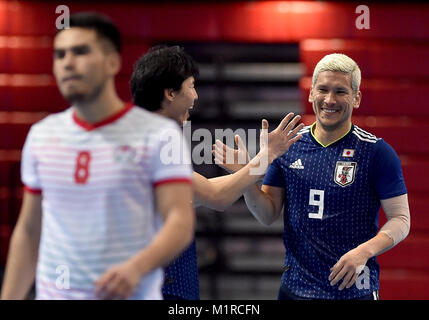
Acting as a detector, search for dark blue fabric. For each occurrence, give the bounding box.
[162,238,200,300]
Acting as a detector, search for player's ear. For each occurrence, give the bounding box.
[353,90,362,109]
[106,51,121,76]
[308,88,314,103]
[164,88,176,102]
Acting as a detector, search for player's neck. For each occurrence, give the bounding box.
[312,121,352,147]
[73,82,124,124]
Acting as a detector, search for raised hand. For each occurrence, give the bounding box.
[213,134,249,173]
[213,113,304,175]
[260,113,304,165]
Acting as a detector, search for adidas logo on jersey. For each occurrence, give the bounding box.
[289,159,304,169]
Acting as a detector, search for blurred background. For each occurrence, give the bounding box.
[0,0,428,300]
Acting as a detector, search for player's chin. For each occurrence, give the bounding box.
[317,115,341,129]
[63,91,87,104]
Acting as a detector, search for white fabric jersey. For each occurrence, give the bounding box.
[21,104,193,300]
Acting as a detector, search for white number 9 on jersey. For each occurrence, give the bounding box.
[309,189,324,219]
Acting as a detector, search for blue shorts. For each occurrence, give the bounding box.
[278,284,379,300]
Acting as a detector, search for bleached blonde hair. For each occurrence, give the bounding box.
[312,53,361,94]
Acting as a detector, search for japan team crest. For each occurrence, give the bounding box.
[334,161,357,187]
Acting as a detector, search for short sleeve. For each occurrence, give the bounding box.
[262,158,286,188]
[372,139,407,200]
[150,122,193,187]
[21,126,42,193]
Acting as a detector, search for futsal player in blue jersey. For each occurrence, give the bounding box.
[130,45,303,300]
[217,53,411,300]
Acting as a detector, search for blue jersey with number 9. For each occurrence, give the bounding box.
[263,124,407,299]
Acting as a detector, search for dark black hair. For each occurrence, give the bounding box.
[57,12,121,53]
[130,45,199,111]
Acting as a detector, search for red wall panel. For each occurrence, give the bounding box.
[300,77,429,117]
[378,234,429,269]
[300,39,429,78]
[0,40,149,77]
[380,269,429,300]
[2,2,429,41]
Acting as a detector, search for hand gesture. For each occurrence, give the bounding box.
[328,247,370,291]
[213,134,249,173]
[95,259,142,300]
[259,113,304,165]
[213,113,304,175]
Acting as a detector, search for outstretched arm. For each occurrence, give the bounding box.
[243,184,285,226]
[193,113,303,211]
[328,193,410,291]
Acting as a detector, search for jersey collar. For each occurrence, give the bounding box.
[310,122,354,148]
[72,102,134,131]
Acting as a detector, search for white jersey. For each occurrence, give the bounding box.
[21,103,193,300]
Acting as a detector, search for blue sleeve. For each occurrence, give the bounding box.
[262,158,285,188]
[372,139,407,200]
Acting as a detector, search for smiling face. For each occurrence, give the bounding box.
[163,76,198,125]
[309,71,361,134]
[53,27,118,104]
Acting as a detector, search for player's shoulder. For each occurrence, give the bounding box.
[294,124,312,143]
[128,106,180,131]
[29,108,73,134]
[351,125,381,144]
[351,124,400,157]
[298,124,312,136]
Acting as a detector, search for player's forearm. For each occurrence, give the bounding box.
[379,194,410,247]
[205,172,258,210]
[244,184,278,226]
[356,195,411,259]
[128,207,195,277]
[201,158,266,211]
[1,227,39,299]
[355,232,395,260]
